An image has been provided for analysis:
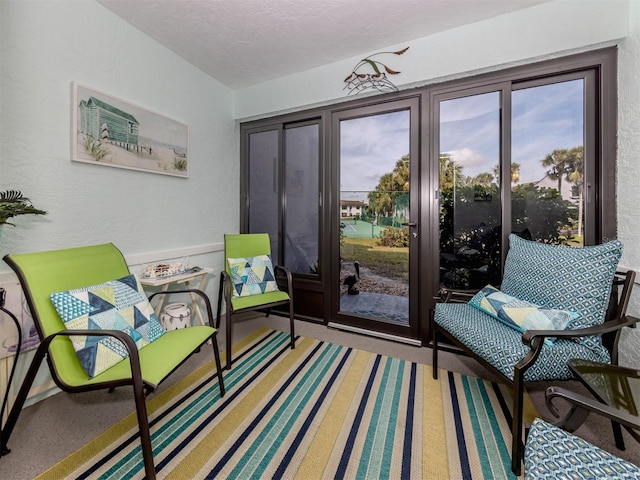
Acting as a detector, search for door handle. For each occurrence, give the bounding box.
[401,222,417,227]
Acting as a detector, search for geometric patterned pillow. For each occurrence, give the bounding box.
[50,274,166,378]
[228,255,279,298]
[501,234,622,339]
[468,284,578,342]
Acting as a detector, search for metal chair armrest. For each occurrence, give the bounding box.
[546,385,640,431]
[274,264,294,298]
[522,315,640,346]
[437,287,480,303]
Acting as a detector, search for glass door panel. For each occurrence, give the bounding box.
[511,79,585,246]
[284,123,320,275]
[439,92,502,290]
[248,129,280,263]
[336,107,416,338]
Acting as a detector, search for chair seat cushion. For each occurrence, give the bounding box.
[230,289,290,311]
[434,303,610,381]
[85,325,216,388]
[525,418,640,479]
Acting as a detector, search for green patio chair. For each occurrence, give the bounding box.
[1,243,225,480]
[216,233,295,369]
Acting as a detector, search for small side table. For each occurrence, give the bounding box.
[140,267,213,327]
[568,358,640,448]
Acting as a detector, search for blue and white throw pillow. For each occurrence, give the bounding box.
[50,274,166,378]
[469,284,578,341]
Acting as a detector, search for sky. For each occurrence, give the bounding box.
[340,110,410,200]
[340,79,583,199]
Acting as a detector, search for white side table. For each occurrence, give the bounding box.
[139,267,214,327]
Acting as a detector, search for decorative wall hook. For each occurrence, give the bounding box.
[344,47,409,95]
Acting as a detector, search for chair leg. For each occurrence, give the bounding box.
[0,341,48,456]
[288,301,295,350]
[211,333,225,397]
[612,420,626,450]
[215,275,225,329]
[132,385,156,480]
[511,370,525,476]
[432,324,439,380]
[225,308,233,371]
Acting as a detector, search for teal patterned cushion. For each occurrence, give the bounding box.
[50,274,166,378]
[434,303,610,381]
[469,285,578,339]
[228,254,279,297]
[502,235,622,349]
[525,418,640,479]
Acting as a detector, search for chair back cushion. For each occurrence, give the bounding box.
[3,244,131,383]
[224,233,272,273]
[501,235,622,333]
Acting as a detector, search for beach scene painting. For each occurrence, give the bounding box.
[72,82,189,177]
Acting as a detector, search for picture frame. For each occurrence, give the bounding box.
[71,82,189,177]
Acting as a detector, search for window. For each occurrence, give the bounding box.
[242,120,321,275]
[433,55,613,292]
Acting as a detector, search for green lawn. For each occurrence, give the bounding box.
[340,237,408,282]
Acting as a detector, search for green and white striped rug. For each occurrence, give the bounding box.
[38,328,536,479]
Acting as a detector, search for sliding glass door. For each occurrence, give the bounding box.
[331,99,420,342]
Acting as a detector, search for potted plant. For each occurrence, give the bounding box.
[0,189,47,226]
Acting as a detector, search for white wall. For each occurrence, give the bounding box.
[235,0,640,365]
[0,0,238,286]
[615,0,640,367]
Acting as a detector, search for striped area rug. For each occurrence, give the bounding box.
[38,328,536,479]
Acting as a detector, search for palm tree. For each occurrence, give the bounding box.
[474,172,494,187]
[542,149,579,192]
[539,146,584,237]
[439,153,464,191]
[564,146,584,237]
[491,162,521,184]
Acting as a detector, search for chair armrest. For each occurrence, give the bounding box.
[274,265,294,297]
[546,385,640,431]
[522,315,640,346]
[437,287,479,303]
[50,329,144,379]
[148,288,216,328]
[53,328,139,355]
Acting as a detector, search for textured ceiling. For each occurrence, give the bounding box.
[97,0,551,89]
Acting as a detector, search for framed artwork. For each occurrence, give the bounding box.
[71,82,189,177]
